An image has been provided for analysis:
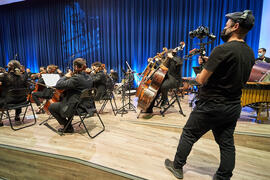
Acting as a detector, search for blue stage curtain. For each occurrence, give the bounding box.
[0,0,263,81]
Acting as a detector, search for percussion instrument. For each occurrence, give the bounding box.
[241,82,270,121]
[248,60,270,82]
[241,82,270,107]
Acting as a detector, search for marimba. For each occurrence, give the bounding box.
[241,82,270,121]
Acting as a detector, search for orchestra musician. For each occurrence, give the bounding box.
[0,67,6,73]
[164,10,255,180]
[0,60,29,126]
[20,65,29,80]
[26,68,32,79]
[109,69,119,83]
[85,67,92,74]
[48,58,93,133]
[145,49,183,113]
[90,62,107,101]
[31,64,59,114]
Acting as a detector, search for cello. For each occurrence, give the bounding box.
[137,42,185,111]
[28,70,47,102]
[42,89,64,113]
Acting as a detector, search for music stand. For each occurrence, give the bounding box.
[39,74,60,125]
[116,63,137,116]
[41,74,60,87]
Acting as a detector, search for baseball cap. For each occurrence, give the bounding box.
[225,10,255,30]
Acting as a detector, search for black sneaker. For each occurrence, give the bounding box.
[212,174,225,180]
[161,100,168,107]
[36,109,45,114]
[58,126,74,133]
[144,109,153,113]
[15,116,21,125]
[164,159,183,179]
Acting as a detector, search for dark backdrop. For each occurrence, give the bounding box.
[0,0,263,84]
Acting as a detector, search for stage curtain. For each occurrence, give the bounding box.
[0,0,263,81]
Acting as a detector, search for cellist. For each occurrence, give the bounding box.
[48,58,93,133]
[31,64,61,114]
[145,49,183,113]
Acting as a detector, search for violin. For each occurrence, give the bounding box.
[31,69,47,80]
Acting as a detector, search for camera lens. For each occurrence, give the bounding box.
[189,31,196,39]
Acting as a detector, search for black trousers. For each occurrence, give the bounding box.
[0,98,22,117]
[147,77,178,111]
[48,102,68,126]
[173,100,241,180]
[160,77,177,101]
[32,89,53,106]
[94,85,106,101]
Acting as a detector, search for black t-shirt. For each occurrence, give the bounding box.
[199,41,255,103]
[256,56,270,63]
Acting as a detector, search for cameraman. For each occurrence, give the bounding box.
[165,10,255,180]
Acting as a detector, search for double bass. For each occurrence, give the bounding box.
[136,42,185,111]
[136,48,168,97]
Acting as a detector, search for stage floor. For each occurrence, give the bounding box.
[0,94,269,180]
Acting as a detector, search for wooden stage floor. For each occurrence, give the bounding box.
[0,94,270,180]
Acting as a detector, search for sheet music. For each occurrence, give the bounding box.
[41,74,60,87]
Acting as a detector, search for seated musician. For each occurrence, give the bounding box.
[256,48,270,63]
[91,62,107,101]
[124,69,134,90]
[26,68,32,79]
[20,65,30,81]
[32,64,59,114]
[146,49,183,113]
[109,69,119,83]
[48,58,93,133]
[0,60,29,126]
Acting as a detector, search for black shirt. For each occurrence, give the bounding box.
[256,56,270,63]
[167,56,183,82]
[91,70,107,87]
[55,72,93,117]
[199,41,255,103]
[0,72,29,105]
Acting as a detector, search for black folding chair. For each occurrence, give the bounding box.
[59,89,105,139]
[0,88,36,131]
[99,88,118,116]
[159,88,185,117]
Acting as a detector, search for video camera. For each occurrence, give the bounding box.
[189,26,216,40]
[184,25,216,63]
